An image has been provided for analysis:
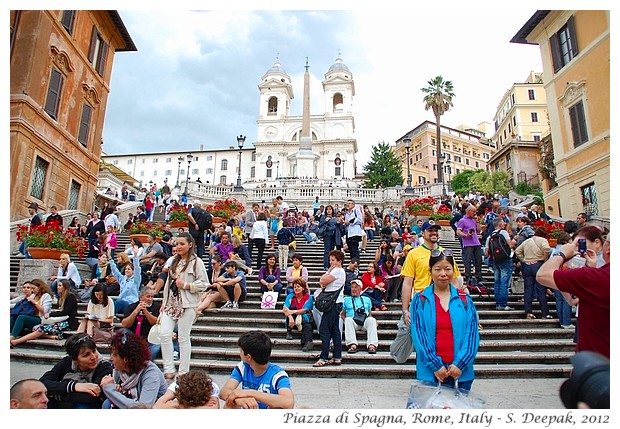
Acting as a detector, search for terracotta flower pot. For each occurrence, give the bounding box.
[169,221,188,228]
[547,238,558,248]
[212,216,226,226]
[129,234,150,244]
[412,209,432,217]
[27,247,71,260]
[436,219,451,227]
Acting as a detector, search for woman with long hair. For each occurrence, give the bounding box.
[124,236,144,261]
[100,331,167,408]
[11,279,78,347]
[39,333,113,408]
[49,253,82,298]
[258,253,283,294]
[159,232,208,381]
[108,246,141,314]
[77,283,115,336]
[361,262,387,311]
[10,278,53,344]
[67,216,81,236]
[410,250,479,392]
[318,205,340,270]
[374,239,393,267]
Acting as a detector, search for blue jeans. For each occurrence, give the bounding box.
[522,261,549,316]
[493,260,513,307]
[365,229,375,241]
[18,241,32,258]
[322,234,336,269]
[362,288,384,308]
[553,289,572,326]
[319,302,342,361]
[113,298,131,314]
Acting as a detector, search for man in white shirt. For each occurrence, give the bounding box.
[104,207,121,231]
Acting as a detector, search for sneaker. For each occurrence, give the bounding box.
[222,301,233,309]
[495,305,502,310]
[286,331,294,340]
[561,324,575,329]
[232,301,239,310]
[173,351,180,361]
[503,306,515,311]
[302,341,314,352]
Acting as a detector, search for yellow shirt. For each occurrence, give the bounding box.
[401,244,461,294]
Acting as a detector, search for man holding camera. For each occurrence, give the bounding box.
[536,232,610,358]
[342,279,378,354]
[457,204,484,288]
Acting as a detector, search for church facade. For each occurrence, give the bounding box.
[253,56,359,183]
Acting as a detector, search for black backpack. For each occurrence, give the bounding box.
[194,208,212,231]
[488,230,511,262]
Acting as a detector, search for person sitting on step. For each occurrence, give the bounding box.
[342,279,379,354]
[214,260,247,310]
[282,278,314,352]
[284,253,309,296]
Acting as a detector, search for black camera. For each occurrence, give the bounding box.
[560,351,609,409]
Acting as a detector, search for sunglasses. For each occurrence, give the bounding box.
[431,249,453,257]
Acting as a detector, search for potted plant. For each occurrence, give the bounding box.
[429,204,452,226]
[404,196,437,216]
[168,206,189,227]
[16,223,86,259]
[532,219,564,247]
[205,197,245,224]
[128,221,165,242]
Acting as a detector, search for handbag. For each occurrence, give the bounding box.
[40,315,69,325]
[92,327,114,344]
[261,291,278,309]
[351,297,368,326]
[390,314,414,364]
[314,286,343,313]
[147,322,162,345]
[11,299,36,316]
[406,380,486,409]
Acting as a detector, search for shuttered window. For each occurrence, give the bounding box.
[88,26,108,76]
[30,156,49,200]
[550,16,579,73]
[44,68,63,119]
[78,103,92,146]
[61,11,75,34]
[569,101,588,147]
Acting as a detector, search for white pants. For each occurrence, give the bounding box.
[344,316,378,347]
[278,244,289,270]
[160,308,197,375]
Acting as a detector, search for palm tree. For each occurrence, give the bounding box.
[421,76,455,194]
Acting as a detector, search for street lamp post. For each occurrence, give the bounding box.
[184,153,193,195]
[276,160,280,180]
[234,135,246,192]
[440,154,449,198]
[403,137,413,194]
[444,158,452,194]
[176,156,184,189]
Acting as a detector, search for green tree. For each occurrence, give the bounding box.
[450,169,482,195]
[469,170,493,195]
[422,76,455,187]
[491,171,511,196]
[362,141,403,189]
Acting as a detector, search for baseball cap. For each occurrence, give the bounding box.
[422,220,441,231]
[402,231,410,241]
[351,279,363,287]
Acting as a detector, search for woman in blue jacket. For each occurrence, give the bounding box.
[410,250,479,391]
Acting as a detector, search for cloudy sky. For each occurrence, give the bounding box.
[103,8,547,168]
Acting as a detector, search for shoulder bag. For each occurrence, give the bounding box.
[314,286,343,313]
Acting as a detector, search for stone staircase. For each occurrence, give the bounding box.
[10,226,575,379]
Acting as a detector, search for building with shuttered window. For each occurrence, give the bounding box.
[10,10,136,221]
[511,10,609,221]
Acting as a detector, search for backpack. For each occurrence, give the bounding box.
[488,230,511,262]
[195,208,212,231]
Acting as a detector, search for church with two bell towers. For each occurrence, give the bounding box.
[253,55,359,183]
